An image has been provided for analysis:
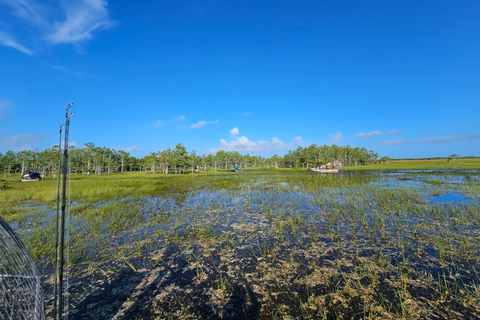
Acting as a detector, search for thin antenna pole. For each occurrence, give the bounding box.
[53,124,64,318]
[57,103,73,320]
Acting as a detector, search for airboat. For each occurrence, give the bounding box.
[21,171,44,182]
[308,161,342,173]
[308,168,339,173]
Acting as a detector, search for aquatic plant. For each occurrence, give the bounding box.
[3,169,480,319]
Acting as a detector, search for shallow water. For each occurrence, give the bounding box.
[427,192,479,204]
[10,169,480,319]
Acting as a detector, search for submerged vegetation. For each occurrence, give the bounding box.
[2,169,480,319]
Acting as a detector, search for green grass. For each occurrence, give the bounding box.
[344,158,480,170]
[2,168,480,319]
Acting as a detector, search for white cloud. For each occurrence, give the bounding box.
[383,130,403,136]
[353,131,381,138]
[124,145,146,152]
[0,0,47,27]
[229,127,239,135]
[330,132,342,144]
[244,112,251,116]
[294,136,302,141]
[379,134,480,145]
[154,120,162,127]
[174,115,186,121]
[353,130,403,138]
[0,31,32,55]
[0,133,47,151]
[190,120,219,128]
[48,0,116,44]
[218,136,301,152]
[0,0,115,54]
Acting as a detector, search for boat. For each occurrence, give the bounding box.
[21,170,44,182]
[308,161,342,173]
[308,168,339,173]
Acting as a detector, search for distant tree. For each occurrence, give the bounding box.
[449,154,458,163]
[216,150,227,170]
[379,156,391,164]
[190,150,197,173]
[17,150,35,177]
[172,143,188,173]
[2,142,382,175]
[117,150,129,173]
[270,154,281,169]
[37,147,58,176]
[2,151,16,177]
[158,148,172,174]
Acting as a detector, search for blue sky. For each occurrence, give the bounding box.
[0,0,479,158]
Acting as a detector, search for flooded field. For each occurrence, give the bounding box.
[11,170,480,319]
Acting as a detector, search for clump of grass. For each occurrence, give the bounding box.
[0,179,11,190]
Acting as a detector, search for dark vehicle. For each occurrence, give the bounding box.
[21,170,44,182]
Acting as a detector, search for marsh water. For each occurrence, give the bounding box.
[13,170,480,319]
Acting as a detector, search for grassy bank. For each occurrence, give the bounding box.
[0,169,284,217]
[344,158,480,170]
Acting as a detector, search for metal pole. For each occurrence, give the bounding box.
[56,103,72,320]
[34,276,42,320]
[53,124,63,318]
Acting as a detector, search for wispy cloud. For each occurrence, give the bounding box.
[353,130,403,138]
[0,0,115,54]
[174,115,186,121]
[124,145,146,152]
[0,31,32,55]
[244,112,252,116]
[218,136,302,152]
[190,120,219,128]
[48,0,116,44]
[383,130,403,136]
[354,131,381,138]
[154,120,163,127]
[229,127,239,136]
[0,133,47,151]
[0,0,47,25]
[330,132,342,144]
[379,134,480,145]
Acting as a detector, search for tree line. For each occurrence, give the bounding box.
[0,143,379,177]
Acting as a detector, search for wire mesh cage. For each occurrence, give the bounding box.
[0,216,45,320]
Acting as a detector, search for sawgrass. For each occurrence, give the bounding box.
[345,158,480,170]
[3,169,480,319]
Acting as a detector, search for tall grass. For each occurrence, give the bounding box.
[3,169,480,319]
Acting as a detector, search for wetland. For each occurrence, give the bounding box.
[3,169,480,319]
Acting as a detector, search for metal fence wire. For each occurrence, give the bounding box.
[0,216,45,320]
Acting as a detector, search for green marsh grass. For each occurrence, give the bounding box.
[344,158,480,170]
[2,169,480,319]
